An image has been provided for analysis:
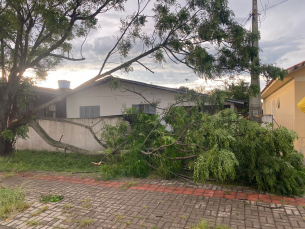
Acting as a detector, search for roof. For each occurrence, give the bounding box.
[226,99,247,105]
[90,75,207,96]
[261,60,305,98]
[32,87,60,96]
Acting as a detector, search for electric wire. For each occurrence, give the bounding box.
[242,0,288,28]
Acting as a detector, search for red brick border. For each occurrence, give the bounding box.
[3,172,304,206]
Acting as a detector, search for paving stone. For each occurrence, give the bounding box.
[1,174,305,228]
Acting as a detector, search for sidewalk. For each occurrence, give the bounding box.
[1,173,305,229]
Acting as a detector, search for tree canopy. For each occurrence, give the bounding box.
[0,0,286,156]
[205,80,250,114]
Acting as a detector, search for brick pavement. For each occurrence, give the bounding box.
[1,173,305,229]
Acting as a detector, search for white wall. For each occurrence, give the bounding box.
[66,81,194,118]
[15,117,121,152]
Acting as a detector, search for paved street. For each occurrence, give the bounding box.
[1,173,305,229]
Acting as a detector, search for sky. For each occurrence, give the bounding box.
[33,0,305,92]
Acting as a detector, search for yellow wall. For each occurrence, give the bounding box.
[294,78,305,153]
[263,67,305,154]
[263,79,296,131]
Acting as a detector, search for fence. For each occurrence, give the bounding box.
[15,117,122,152]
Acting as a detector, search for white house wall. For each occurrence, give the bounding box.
[66,81,193,118]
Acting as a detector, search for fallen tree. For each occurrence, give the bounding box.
[94,102,305,196]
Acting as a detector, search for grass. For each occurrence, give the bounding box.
[79,218,94,227]
[180,215,188,220]
[0,150,104,173]
[81,198,92,208]
[31,206,48,216]
[62,204,73,210]
[0,187,29,219]
[40,192,64,203]
[191,219,232,229]
[26,220,40,226]
[119,181,138,189]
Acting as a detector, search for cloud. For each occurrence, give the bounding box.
[260,36,304,65]
[35,0,305,92]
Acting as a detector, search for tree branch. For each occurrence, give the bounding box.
[136,61,154,73]
[91,139,130,166]
[98,3,141,74]
[141,120,200,155]
[28,119,107,155]
[38,117,107,148]
[119,84,165,110]
[49,53,85,61]
[31,44,163,114]
[75,0,112,20]
[167,155,198,160]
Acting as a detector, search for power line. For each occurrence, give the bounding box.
[258,0,288,13]
[242,0,288,27]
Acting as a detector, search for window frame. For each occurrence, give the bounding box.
[80,106,100,118]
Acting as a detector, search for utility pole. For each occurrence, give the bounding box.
[249,0,262,123]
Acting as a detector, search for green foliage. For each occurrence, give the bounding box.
[0,187,29,219]
[0,150,103,173]
[0,126,29,141]
[16,78,35,111]
[232,119,305,196]
[100,120,129,149]
[40,192,64,203]
[204,80,250,114]
[191,219,232,229]
[115,0,286,80]
[26,220,40,226]
[260,64,288,81]
[99,164,125,181]
[0,130,15,141]
[193,147,238,183]
[100,104,305,196]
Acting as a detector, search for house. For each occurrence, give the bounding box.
[261,61,305,154]
[15,76,246,152]
[27,80,69,118]
[65,76,241,118]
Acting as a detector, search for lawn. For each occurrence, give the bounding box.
[0,150,104,173]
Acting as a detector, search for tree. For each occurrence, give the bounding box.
[204,80,250,114]
[0,0,285,156]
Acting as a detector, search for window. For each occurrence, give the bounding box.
[49,104,56,111]
[132,104,156,114]
[277,98,280,108]
[80,106,100,118]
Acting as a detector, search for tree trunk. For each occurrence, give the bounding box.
[0,92,14,156]
[0,136,13,157]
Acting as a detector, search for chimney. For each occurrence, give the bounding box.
[58,80,71,91]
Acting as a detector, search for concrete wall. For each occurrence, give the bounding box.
[15,117,122,152]
[66,81,194,118]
